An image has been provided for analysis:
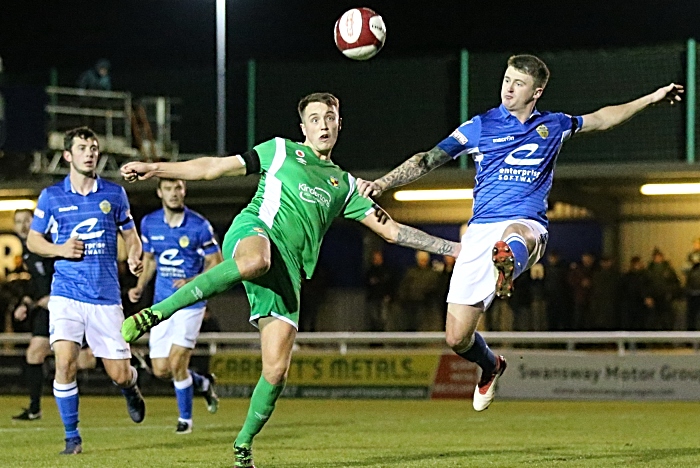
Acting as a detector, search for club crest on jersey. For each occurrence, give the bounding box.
[327,176,340,188]
[536,124,549,139]
[179,236,190,248]
[99,200,111,214]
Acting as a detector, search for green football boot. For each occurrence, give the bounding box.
[121,308,163,343]
[233,444,255,468]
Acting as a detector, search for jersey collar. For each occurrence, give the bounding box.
[498,104,541,122]
[63,175,101,194]
[162,206,188,228]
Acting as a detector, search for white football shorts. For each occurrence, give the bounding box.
[48,296,131,360]
[148,306,206,358]
[446,219,548,309]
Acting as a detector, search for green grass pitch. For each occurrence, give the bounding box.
[0,396,699,467]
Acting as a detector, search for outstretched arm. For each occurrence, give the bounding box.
[357,146,452,198]
[580,83,683,133]
[121,155,247,182]
[360,207,460,257]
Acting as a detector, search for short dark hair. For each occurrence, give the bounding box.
[64,126,97,152]
[507,54,550,89]
[297,93,340,119]
[157,177,185,189]
[13,209,33,219]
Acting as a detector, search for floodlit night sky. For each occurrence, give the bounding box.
[1,0,697,72]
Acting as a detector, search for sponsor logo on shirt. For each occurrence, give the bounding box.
[298,183,331,208]
[503,143,543,166]
[498,167,542,183]
[159,248,185,267]
[492,135,515,143]
[70,218,106,255]
[34,208,45,219]
[450,129,468,145]
[58,205,79,212]
[71,218,105,240]
[295,149,307,165]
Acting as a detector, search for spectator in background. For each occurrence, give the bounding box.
[199,309,222,333]
[685,251,700,330]
[435,255,456,323]
[587,256,621,330]
[364,250,394,332]
[647,248,680,330]
[528,263,547,330]
[509,269,532,331]
[544,250,572,330]
[77,59,112,91]
[299,264,329,332]
[0,55,5,150]
[685,238,700,268]
[568,252,596,330]
[621,256,654,330]
[396,251,440,331]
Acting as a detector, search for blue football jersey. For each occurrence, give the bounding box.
[437,104,583,227]
[31,176,135,305]
[140,207,220,309]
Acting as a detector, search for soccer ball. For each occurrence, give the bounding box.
[334,7,386,60]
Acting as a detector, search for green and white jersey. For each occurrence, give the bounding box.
[239,137,375,278]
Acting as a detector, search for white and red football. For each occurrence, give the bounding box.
[334,7,386,61]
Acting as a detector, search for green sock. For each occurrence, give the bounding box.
[153,259,241,319]
[234,375,285,447]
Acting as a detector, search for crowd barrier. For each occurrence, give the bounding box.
[3,332,699,400]
[3,331,700,356]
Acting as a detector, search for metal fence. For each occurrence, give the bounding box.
[3,331,700,357]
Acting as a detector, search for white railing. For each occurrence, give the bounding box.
[3,331,700,356]
[32,86,179,177]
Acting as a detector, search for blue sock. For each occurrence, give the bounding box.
[174,374,194,421]
[504,234,529,278]
[53,381,80,440]
[190,370,206,392]
[456,333,496,375]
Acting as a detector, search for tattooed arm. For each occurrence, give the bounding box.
[357,146,452,198]
[360,206,461,257]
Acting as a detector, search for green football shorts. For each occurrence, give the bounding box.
[222,214,301,329]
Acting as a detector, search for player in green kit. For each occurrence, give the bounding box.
[120,92,460,467]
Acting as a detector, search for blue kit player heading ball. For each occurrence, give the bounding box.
[358,54,683,412]
[27,127,146,455]
[128,178,223,434]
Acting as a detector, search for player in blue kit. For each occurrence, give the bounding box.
[128,178,223,434]
[27,127,146,455]
[358,54,683,411]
